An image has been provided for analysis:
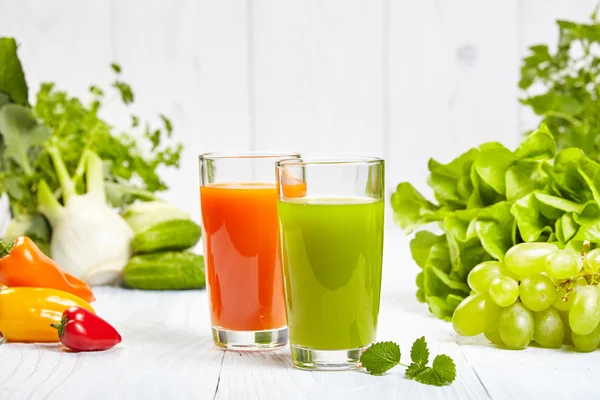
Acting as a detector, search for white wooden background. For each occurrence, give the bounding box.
[1,0,598,224]
[2,2,600,399]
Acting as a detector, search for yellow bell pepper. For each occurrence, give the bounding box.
[0,287,96,343]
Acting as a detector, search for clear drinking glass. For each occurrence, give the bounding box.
[198,152,300,350]
[276,157,385,370]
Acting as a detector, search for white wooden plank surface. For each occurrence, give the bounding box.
[3,2,600,398]
[388,0,520,199]
[251,0,385,159]
[0,0,113,102]
[3,229,600,399]
[109,0,252,224]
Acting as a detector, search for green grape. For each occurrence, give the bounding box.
[545,249,583,280]
[489,276,519,307]
[484,327,504,345]
[498,302,534,350]
[584,248,600,274]
[553,286,572,311]
[569,286,600,335]
[484,299,502,329]
[572,320,600,352]
[504,242,558,278]
[483,300,504,345]
[452,293,486,336]
[468,261,505,293]
[504,243,558,278]
[558,310,572,344]
[519,275,556,311]
[533,307,564,349]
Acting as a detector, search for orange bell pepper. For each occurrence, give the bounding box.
[0,287,96,343]
[0,237,95,303]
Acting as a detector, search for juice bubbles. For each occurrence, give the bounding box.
[278,197,385,350]
[200,183,286,332]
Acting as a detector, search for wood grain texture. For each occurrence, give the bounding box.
[2,1,600,397]
[109,0,252,225]
[251,0,385,159]
[0,0,113,101]
[0,287,222,400]
[3,230,600,399]
[388,0,520,200]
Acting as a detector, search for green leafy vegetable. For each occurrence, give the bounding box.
[0,38,28,105]
[392,124,600,320]
[0,37,183,253]
[360,337,456,386]
[520,7,600,160]
[0,104,51,176]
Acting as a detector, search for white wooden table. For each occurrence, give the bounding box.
[1,229,599,400]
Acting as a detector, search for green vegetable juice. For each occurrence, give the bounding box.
[278,197,384,350]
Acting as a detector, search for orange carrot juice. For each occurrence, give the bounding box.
[200,183,286,332]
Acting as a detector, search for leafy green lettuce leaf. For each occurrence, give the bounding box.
[427,148,479,208]
[513,123,556,161]
[391,183,448,234]
[393,125,600,321]
[410,232,470,319]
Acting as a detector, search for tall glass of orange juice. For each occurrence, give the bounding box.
[198,152,301,350]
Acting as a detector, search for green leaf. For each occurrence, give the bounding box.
[131,115,140,127]
[511,193,553,242]
[426,296,453,321]
[473,142,515,195]
[405,363,425,379]
[410,231,444,269]
[391,182,442,233]
[0,104,51,176]
[427,148,479,207]
[89,85,104,97]
[24,213,51,244]
[432,355,457,383]
[160,114,173,136]
[475,202,515,261]
[111,63,122,73]
[555,212,579,243]
[505,160,550,201]
[359,341,401,375]
[0,38,28,105]
[113,81,134,104]
[405,340,456,386]
[514,124,556,161]
[410,336,429,366]
[105,181,158,208]
[443,210,489,280]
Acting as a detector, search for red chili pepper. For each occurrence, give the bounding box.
[51,307,122,352]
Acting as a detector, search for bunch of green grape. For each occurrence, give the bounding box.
[452,242,600,352]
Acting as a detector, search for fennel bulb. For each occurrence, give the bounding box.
[38,146,133,285]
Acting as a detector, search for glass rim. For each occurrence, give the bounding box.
[199,151,301,160]
[276,156,384,167]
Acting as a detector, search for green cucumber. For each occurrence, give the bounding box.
[131,219,202,254]
[123,251,205,290]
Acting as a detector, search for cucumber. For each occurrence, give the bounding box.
[123,251,206,290]
[131,219,202,254]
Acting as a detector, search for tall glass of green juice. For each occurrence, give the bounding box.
[276,157,385,371]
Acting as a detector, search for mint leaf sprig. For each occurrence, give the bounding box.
[359,337,456,386]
